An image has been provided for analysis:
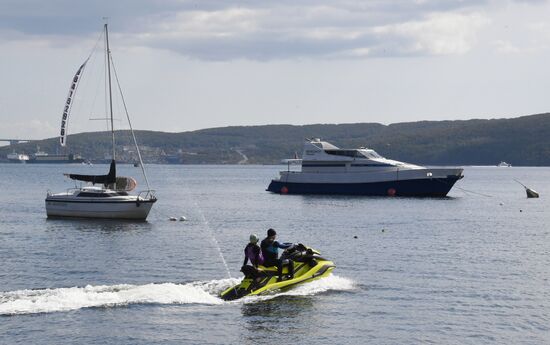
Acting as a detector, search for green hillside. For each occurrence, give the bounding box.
[2,113,550,165]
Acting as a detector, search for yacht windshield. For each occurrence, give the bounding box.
[324,148,385,159]
[324,150,362,158]
[358,150,383,159]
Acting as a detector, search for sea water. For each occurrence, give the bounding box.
[0,164,549,344]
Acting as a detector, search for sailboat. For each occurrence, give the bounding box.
[45,23,157,220]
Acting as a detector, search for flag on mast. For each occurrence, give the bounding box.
[60,59,88,146]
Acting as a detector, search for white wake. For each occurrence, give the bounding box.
[0,275,354,315]
[0,279,235,315]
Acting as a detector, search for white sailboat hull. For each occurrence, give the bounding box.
[45,194,156,220]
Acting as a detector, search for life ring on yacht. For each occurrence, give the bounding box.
[280,186,289,194]
[387,188,396,196]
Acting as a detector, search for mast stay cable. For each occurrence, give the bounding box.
[109,55,152,192]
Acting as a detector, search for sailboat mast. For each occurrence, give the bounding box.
[105,23,116,161]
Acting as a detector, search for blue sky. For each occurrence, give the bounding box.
[1,0,550,140]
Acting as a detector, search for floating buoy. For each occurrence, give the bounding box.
[387,188,396,197]
[526,188,539,198]
[381,229,385,232]
[353,235,358,239]
[179,216,187,221]
[519,209,523,213]
[514,179,540,198]
[169,217,177,221]
[499,202,504,206]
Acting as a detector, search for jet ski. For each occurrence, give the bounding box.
[220,243,335,301]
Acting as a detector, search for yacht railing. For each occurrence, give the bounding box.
[66,187,85,194]
[137,190,156,200]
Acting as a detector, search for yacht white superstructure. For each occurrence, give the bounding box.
[497,161,512,167]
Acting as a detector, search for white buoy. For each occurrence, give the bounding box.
[169,217,177,221]
[179,216,187,221]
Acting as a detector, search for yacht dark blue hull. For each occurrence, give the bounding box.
[267,176,463,197]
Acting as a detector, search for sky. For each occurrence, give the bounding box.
[1,0,550,141]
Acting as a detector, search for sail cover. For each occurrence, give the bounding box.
[65,160,116,186]
[60,59,88,147]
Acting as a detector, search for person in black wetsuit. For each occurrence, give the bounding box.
[260,228,294,282]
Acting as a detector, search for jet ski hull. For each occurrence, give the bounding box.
[221,249,335,301]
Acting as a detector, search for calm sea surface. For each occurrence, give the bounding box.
[1,164,549,344]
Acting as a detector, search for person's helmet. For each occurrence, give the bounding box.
[267,228,276,237]
[249,234,259,244]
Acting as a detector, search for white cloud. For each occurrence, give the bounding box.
[527,21,550,46]
[0,1,502,60]
[373,12,490,55]
[2,0,550,141]
[0,120,57,140]
[493,40,521,53]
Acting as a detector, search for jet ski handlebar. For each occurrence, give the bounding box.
[281,243,321,260]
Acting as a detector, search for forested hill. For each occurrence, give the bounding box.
[3,113,550,165]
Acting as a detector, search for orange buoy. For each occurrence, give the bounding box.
[281,186,289,194]
[387,188,396,196]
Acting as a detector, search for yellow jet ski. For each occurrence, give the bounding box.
[220,243,335,301]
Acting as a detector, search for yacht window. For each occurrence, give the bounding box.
[325,148,385,159]
[360,150,383,159]
[77,192,111,197]
[324,150,361,158]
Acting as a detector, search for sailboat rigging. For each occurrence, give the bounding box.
[45,23,157,220]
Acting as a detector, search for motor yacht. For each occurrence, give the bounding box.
[267,138,463,197]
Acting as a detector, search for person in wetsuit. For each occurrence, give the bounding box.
[242,234,263,268]
[260,228,294,282]
[241,233,264,283]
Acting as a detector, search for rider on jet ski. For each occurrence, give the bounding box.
[242,234,263,268]
[260,228,294,281]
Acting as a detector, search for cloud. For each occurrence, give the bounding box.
[128,4,490,60]
[372,12,490,55]
[0,119,57,140]
[493,40,521,53]
[0,0,543,60]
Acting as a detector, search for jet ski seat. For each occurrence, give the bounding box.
[241,265,266,279]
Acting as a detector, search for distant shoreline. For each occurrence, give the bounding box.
[2,112,550,166]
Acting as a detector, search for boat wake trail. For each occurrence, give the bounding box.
[0,275,354,315]
[0,279,236,316]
